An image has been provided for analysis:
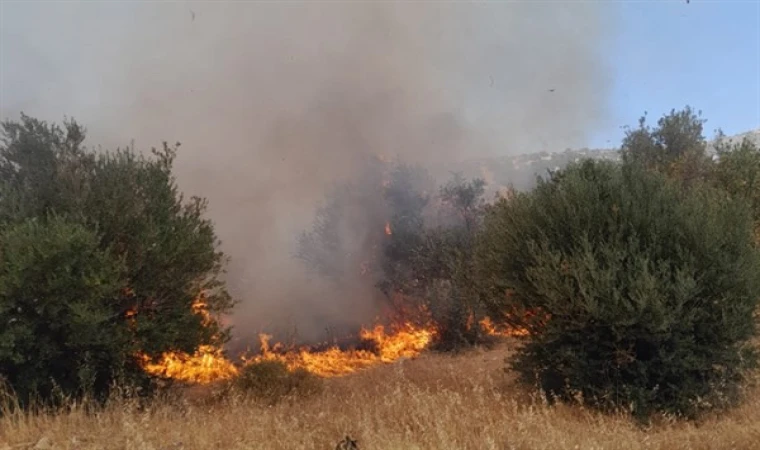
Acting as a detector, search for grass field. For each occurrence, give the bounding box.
[2,340,760,450]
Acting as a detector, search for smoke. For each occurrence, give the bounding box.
[1,1,616,346]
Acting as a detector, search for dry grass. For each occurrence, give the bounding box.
[2,341,760,450]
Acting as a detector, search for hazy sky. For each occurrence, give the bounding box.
[1,1,757,151]
[596,0,760,147]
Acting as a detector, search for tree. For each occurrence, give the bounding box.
[296,159,491,350]
[296,157,390,286]
[418,174,488,350]
[710,135,760,243]
[0,217,127,405]
[476,159,760,418]
[0,114,233,404]
[438,173,486,233]
[621,106,710,185]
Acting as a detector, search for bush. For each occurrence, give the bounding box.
[476,160,760,418]
[296,161,494,350]
[0,217,129,405]
[620,106,710,186]
[379,171,491,351]
[233,360,322,405]
[710,135,760,242]
[0,114,234,405]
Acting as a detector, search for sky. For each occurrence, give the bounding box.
[595,0,760,148]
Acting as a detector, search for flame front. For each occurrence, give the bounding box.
[385,221,392,235]
[137,292,527,384]
[248,322,435,377]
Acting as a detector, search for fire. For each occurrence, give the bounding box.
[385,221,392,235]
[140,345,239,384]
[479,316,529,337]
[138,295,239,384]
[136,290,528,384]
[248,322,435,377]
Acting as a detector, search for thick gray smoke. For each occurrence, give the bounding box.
[1,1,616,346]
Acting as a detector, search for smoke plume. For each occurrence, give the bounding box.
[1,1,616,346]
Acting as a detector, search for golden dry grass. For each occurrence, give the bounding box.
[3,341,760,450]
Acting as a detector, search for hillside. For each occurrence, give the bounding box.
[3,340,759,449]
[459,128,760,192]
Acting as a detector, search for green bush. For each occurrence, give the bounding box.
[0,114,233,405]
[0,217,129,405]
[233,360,322,405]
[476,159,760,418]
[620,106,710,186]
[710,135,760,242]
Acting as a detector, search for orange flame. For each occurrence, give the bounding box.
[479,316,529,337]
[140,345,239,384]
[138,295,240,384]
[137,289,528,384]
[247,322,435,377]
[385,221,392,235]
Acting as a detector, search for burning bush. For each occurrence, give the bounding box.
[0,115,233,405]
[232,360,322,405]
[297,159,495,352]
[476,159,760,419]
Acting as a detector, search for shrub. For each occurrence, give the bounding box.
[620,106,711,186]
[380,171,491,351]
[233,360,322,405]
[0,217,129,405]
[476,160,760,418]
[710,135,760,242]
[0,114,234,404]
[296,161,493,350]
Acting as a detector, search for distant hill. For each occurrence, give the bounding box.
[458,128,760,193]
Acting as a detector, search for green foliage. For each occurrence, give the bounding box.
[233,360,322,405]
[476,160,760,418]
[0,114,233,405]
[621,106,710,185]
[710,135,760,239]
[0,217,128,405]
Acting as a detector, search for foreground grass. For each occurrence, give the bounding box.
[2,342,760,450]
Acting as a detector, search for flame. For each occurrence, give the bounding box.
[140,345,240,384]
[247,322,435,377]
[139,314,528,384]
[138,295,240,384]
[136,288,529,384]
[385,221,392,235]
[479,316,529,337]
